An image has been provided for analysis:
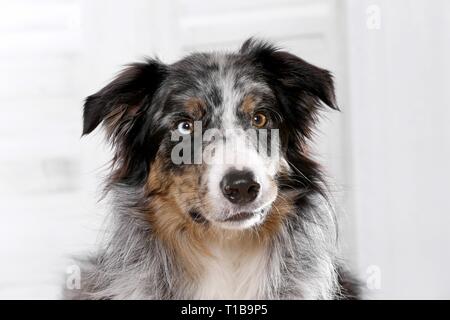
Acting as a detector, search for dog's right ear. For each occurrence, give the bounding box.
[82,59,168,136]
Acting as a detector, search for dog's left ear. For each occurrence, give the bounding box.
[240,38,338,136]
[82,59,168,186]
[82,59,168,136]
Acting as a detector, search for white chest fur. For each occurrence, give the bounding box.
[192,243,272,299]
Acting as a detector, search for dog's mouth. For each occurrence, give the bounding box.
[188,210,260,224]
[216,208,267,229]
[188,210,208,224]
[223,211,259,222]
[188,202,273,229]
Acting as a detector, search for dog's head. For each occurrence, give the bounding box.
[83,39,337,232]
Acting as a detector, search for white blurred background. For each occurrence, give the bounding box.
[0,0,449,299]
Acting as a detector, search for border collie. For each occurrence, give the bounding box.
[66,38,358,299]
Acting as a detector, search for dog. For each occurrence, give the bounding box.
[66,38,359,299]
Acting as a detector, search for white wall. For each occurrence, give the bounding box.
[345,0,450,299]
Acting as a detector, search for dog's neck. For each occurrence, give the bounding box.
[187,237,272,299]
[150,214,275,298]
[147,216,337,300]
[81,186,339,300]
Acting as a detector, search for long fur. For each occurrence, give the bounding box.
[65,38,359,300]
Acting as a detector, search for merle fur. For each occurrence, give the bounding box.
[67,38,359,300]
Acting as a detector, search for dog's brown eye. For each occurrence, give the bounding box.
[177,120,193,135]
[252,112,267,128]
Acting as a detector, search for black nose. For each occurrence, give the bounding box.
[220,169,260,205]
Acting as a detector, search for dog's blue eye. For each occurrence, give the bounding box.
[177,121,193,135]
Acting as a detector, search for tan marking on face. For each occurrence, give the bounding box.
[145,154,213,278]
[185,97,205,119]
[241,95,256,114]
[258,191,293,239]
[144,152,290,279]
